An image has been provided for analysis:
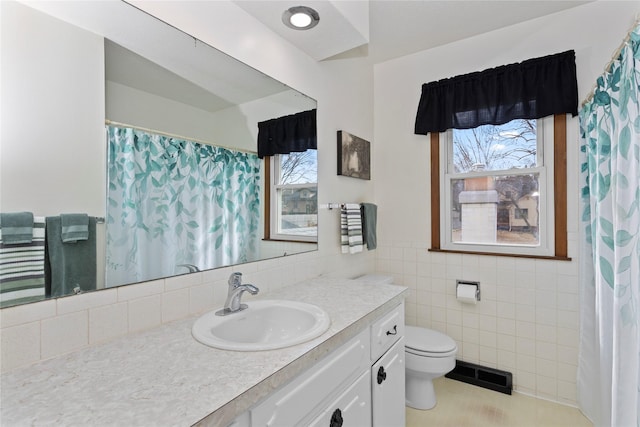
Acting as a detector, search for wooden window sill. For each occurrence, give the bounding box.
[428,247,571,261]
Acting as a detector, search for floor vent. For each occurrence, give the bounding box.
[445,360,513,395]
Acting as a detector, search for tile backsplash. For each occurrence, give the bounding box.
[374,236,580,406]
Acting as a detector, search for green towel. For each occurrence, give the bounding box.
[0,212,34,244]
[360,203,377,250]
[60,213,89,243]
[45,216,96,297]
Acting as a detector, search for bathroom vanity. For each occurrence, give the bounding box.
[237,298,406,426]
[0,277,407,426]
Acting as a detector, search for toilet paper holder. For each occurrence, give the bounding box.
[456,280,481,302]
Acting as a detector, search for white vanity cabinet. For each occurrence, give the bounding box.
[244,302,405,427]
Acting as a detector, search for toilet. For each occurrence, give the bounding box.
[354,274,458,410]
[405,325,457,410]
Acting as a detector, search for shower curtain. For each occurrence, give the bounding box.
[578,23,640,427]
[106,126,260,287]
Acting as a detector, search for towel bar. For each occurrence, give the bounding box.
[324,203,346,210]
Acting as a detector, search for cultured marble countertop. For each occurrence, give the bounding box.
[0,277,407,427]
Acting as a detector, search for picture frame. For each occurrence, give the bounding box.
[337,130,370,180]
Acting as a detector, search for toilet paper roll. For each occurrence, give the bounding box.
[456,283,478,304]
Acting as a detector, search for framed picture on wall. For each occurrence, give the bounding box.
[337,131,370,180]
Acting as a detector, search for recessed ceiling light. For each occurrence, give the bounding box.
[282,6,320,30]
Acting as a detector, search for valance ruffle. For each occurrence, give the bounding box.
[257,109,317,158]
[415,50,578,134]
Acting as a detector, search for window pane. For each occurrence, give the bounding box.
[450,173,539,246]
[277,187,317,236]
[279,151,317,185]
[452,119,537,173]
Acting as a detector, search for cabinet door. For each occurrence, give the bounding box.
[308,372,371,427]
[251,329,370,426]
[371,337,405,427]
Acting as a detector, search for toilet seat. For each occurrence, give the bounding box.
[405,326,457,358]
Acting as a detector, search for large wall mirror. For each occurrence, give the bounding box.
[0,1,318,308]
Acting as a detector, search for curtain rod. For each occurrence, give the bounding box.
[104,120,258,155]
[580,15,640,108]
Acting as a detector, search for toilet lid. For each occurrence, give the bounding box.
[405,325,457,354]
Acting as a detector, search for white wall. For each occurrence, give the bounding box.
[1,0,375,373]
[107,81,316,153]
[373,1,640,405]
[1,1,105,216]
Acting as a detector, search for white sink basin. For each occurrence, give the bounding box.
[192,300,331,351]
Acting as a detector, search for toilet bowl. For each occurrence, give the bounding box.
[405,325,457,410]
[353,274,458,410]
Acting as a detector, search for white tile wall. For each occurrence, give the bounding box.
[89,302,128,344]
[0,322,40,370]
[0,250,374,373]
[376,237,580,406]
[128,295,162,333]
[41,311,88,359]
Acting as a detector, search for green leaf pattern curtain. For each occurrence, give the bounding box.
[578,24,640,427]
[106,126,260,287]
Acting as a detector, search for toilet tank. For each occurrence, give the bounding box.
[353,274,395,285]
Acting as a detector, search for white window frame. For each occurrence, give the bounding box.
[439,117,555,257]
[269,153,317,243]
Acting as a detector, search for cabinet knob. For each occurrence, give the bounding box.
[386,325,398,335]
[377,366,387,384]
[330,408,343,427]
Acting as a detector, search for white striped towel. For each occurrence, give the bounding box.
[0,216,46,306]
[341,204,363,254]
[341,207,349,253]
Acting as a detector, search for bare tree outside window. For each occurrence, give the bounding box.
[280,151,317,185]
[453,119,537,172]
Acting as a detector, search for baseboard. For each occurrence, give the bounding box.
[445,360,513,395]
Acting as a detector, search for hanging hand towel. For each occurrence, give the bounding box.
[0,216,46,306]
[344,203,363,254]
[45,216,97,297]
[360,203,377,250]
[340,207,349,253]
[60,213,89,243]
[0,212,34,244]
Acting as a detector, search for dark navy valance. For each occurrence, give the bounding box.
[414,50,578,134]
[257,109,317,158]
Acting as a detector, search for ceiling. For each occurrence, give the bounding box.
[234,0,593,63]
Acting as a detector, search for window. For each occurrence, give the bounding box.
[415,52,576,259]
[265,150,317,242]
[431,114,568,259]
[514,209,529,220]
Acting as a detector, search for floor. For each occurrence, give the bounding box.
[406,378,592,427]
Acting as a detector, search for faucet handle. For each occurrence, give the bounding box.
[228,272,243,287]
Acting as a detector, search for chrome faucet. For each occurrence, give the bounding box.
[216,272,259,316]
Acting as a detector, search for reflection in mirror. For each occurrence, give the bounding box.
[105,124,262,287]
[0,1,317,306]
